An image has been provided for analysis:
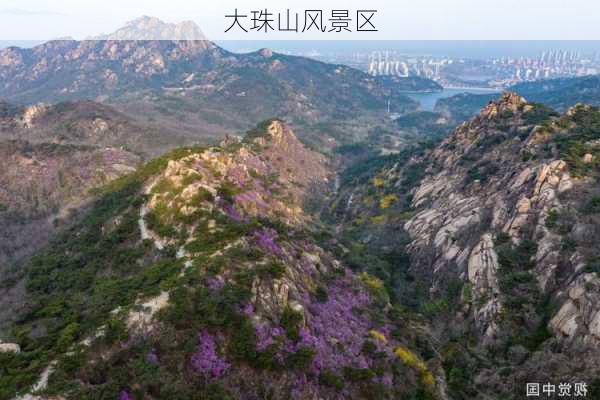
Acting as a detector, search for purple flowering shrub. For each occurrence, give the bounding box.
[190,331,230,380]
[118,390,133,400]
[206,275,225,291]
[146,348,159,364]
[221,202,243,222]
[255,322,286,352]
[240,302,255,316]
[253,228,283,255]
[303,278,375,373]
[251,276,395,379]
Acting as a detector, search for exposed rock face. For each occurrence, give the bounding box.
[398,94,600,395]
[258,48,273,58]
[465,233,503,342]
[148,120,330,231]
[550,273,600,345]
[18,103,50,128]
[0,341,20,353]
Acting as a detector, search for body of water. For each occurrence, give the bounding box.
[406,87,500,112]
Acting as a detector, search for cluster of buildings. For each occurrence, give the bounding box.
[364,49,600,88]
[367,52,450,79]
[490,50,599,86]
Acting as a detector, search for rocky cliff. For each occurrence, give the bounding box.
[329,92,600,399]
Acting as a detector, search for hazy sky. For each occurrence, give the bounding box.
[0,0,599,41]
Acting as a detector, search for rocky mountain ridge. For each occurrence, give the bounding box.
[0,100,193,157]
[0,33,419,147]
[0,98,197,274]
[0,139,139,269]
[0,121,445,400]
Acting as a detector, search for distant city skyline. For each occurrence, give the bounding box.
[216,41,600,59]
[359,48,599,89]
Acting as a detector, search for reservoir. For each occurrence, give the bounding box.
[406,87,500,112]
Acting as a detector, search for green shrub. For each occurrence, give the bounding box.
[420,299,450,317]
[228,318,258,362]
[281,307,303,341]
[56,323,81,352]
[561,237,578,252]
[217,181,242,203]
[256,262,286,279]
[495,232,511,245]
[522,103,559,125]
[315,286,329,303]
[545,209,558,229]
[343,367,376,382]
[583,196,600,214]
[190,188,214,205]
[319,370,344,390]
[361,340,377,355]
[285,347,316,370]
[584,261,600,274]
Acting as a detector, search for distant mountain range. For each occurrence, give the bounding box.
[0,17,441,147]
[511,75,600,110]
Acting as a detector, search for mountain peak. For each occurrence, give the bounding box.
[90,16,206,40]
[479,91,527,120]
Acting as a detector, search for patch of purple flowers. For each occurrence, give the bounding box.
[222,203,243,222]
[235,191,270,210]
[226,167,247,188]
[377,373,394,387]
[251,277,381,376]
[190,331,230,380]
[253,228,283,255]
[240,302,254,316]
[146,348,159,364]
[304,278,373,373]
[255,322,285,351]
[118,390,133,400]
[206,275,225,291]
